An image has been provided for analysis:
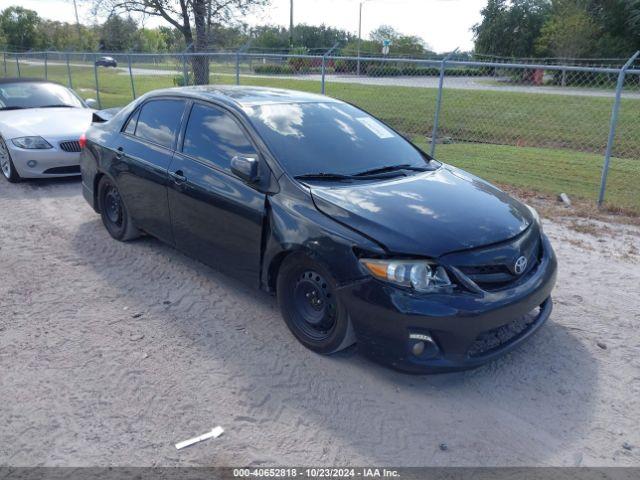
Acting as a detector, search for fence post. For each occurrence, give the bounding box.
[182,54,188,86]
[44,51,48,80]
[15,54,20,77]
[235,39,253,86]
[235,52,240,85]
[3,52,6,77]
[128,54,136,99]
[66,52,73,88]
[597,50,640,207]
[430,50,457,157]
[322,42,340,95]
[93,53,102,109]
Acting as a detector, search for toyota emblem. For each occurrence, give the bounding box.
[514,256,528,275]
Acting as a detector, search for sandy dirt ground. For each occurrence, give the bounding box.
[0,178,639,467]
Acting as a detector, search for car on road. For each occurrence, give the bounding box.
[0,78,97,182]
[95,56,118,68]
[80,86,557,373]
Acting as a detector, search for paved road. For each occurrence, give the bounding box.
[1,178,639,466]
[20,60,640,99]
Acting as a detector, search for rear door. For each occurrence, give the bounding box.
[167,102,267,284]
[115,98,187,243]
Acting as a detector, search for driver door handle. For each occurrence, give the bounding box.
[170,170,186,184]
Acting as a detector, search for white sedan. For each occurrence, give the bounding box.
[0,79,97,182]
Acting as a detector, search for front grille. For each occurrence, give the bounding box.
[443,225,542,292]
[43,165,80,175]
[468,306,540,358]
[59,140,81,153]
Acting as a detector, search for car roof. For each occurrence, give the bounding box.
[144,85,341,109]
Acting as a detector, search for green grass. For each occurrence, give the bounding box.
[423,143,639,213]
[5,60,639,213]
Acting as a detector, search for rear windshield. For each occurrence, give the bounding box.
[243,102,428,177]
[0,82,84,110]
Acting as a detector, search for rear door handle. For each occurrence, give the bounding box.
[170,170,186,184]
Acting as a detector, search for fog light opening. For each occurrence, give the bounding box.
[409,332,439,359]
[411,341,425,356]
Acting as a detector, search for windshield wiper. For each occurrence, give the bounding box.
[0,106,26,111]
[294,172,358,182]
[38,105,74,108]
[353,163,429,177]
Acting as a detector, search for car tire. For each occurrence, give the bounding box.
[98,176,140,241]
[277,253,356,354]
[0,137,21,183]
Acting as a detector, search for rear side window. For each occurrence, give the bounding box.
[134,99,185,149]
[182,103,256,170]
[123,108,139,135]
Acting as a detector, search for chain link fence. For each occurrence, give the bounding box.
[1,49,639,214]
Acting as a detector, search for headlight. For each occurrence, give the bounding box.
[11,136,52,149]
[360,259,452,293]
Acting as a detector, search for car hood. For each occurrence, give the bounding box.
[0,108,93,139]
[310,165,532,257]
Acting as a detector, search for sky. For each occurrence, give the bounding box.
[0,0,486,53]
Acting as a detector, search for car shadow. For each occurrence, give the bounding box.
[0,176,81,199]
[69,218,597,466]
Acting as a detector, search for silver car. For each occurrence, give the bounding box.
[0,79,96,182]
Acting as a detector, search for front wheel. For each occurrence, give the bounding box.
[98,177,140,241]
[0,137,21,183]
[277,253,356,354]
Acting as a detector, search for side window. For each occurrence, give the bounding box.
[134,99,185,149]
[123,108,139,135]
[182,103,256,171]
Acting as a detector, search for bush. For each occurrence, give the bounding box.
[366,65,403,76]
[173,74,187,86]
[253,64,295,75]
[334,59,355,73]
[362,64,484,77]
[401,66,440,76]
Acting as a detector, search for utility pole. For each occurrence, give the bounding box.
[357,1,363,75]
[72,0,82,48]
[289,0,294,50]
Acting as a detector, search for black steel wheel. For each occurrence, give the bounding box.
[98,177,139,241]
[277,253,356,354]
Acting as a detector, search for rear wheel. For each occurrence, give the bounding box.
[0,137,21,183]
[277,253,356,354]
[98,177,140,241]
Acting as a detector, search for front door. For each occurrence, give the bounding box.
[167,102,267,285]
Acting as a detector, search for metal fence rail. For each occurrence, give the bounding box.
[2,49,639,213]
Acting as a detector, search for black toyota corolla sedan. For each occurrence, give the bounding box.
[80,86,557,373]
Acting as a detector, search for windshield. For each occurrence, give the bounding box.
[244,102,431,177]
[0,82,84,110]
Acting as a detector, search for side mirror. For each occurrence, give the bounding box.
[231,155,259,183]
[85,98,98,109]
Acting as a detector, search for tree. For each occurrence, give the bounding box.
[248,24,354,53]
[0,6,43,50]
[37,20,99,50]
[586,0,640,57]
[100,15,139,51]
[136,28,169,52]
[92,0,269,84]
[473,0,552,58]
[536,1,598,59]
[157,26,187,51]
[368,25,432,57]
